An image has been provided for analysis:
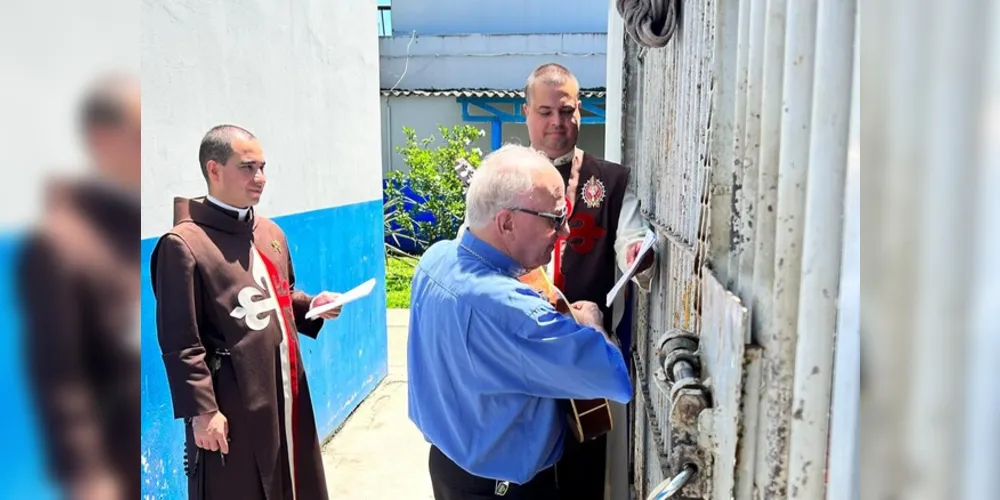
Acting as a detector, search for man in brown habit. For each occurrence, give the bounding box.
[522,63,657,500]
[151,124,344,499]
[17,74,141,500]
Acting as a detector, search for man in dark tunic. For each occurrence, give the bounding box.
[522,63,657,500]
[150,125,343,500]
[17,74,141,500]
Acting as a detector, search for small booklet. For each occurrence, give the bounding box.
[605,230,657,307]
[305,278,377,320]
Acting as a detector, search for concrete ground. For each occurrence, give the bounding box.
[322,309,434,499]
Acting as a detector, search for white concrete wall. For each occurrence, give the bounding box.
[141,0,382,239]
[380,33,607,90]
[381,96,606,173]
[391,0,608,35]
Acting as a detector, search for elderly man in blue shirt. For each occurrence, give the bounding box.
[407,144,633,499]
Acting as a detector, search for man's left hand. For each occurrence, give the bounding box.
[310,292,343,320]
[626,241,655,271]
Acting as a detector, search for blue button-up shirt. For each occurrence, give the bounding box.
[407,230,633,485]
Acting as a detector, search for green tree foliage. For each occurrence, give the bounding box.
[383,124,484,256]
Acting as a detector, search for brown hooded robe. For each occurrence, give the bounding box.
[150,197,328,500]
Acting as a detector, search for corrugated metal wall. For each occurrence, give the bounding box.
[619,0,858,498]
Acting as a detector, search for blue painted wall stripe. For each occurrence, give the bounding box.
[135,199,388,498]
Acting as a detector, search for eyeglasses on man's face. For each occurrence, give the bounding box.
[507,202,570,230]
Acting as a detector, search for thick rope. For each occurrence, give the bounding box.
[616,0,679,49]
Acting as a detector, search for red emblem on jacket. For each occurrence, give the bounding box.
[581,175,606,209]
[567,212,606,255]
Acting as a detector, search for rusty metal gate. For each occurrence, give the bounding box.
[611,0,858,498]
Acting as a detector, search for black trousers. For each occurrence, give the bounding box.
[428,445,559,499]
[555,434,607,500]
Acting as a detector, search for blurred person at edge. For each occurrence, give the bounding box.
[15,75,141,500]
[150,124,344,500]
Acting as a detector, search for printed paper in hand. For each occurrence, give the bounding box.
[305,278,377,320]
[605,231,657,307]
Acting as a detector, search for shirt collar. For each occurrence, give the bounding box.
[207,194,251,221]
[460,230,526,277]
[550,147,582,167]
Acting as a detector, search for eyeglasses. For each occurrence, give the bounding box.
[507,204,569,230]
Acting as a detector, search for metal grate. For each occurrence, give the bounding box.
[626,0,718,497]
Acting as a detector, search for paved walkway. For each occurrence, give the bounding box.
[322,309,434,499]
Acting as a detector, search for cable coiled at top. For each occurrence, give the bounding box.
[616,0,678,48]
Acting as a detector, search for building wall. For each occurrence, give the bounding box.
[381,96,606,173]
[390,0,608,35]
[381,96,485,172]
[380,32,607,90]
[141,1,386,498]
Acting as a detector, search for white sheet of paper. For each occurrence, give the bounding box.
[606,230,657,307]
[305,278,377,320]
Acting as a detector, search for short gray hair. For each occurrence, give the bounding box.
[465,145,550,228]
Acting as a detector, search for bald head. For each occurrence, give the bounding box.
[465,145,561,229]
[199,124,257,181]
[524,63,580,104]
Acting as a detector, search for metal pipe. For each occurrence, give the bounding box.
[728,0,751,286]
[744,2,786,495]
[785,0,856,496]
[760,0,818,496]
[824,4,859,499]
[735,0,767,298]
[750,0,787,345]
[645,463,697,500]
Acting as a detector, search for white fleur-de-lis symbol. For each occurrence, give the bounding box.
[229,251,280,331]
